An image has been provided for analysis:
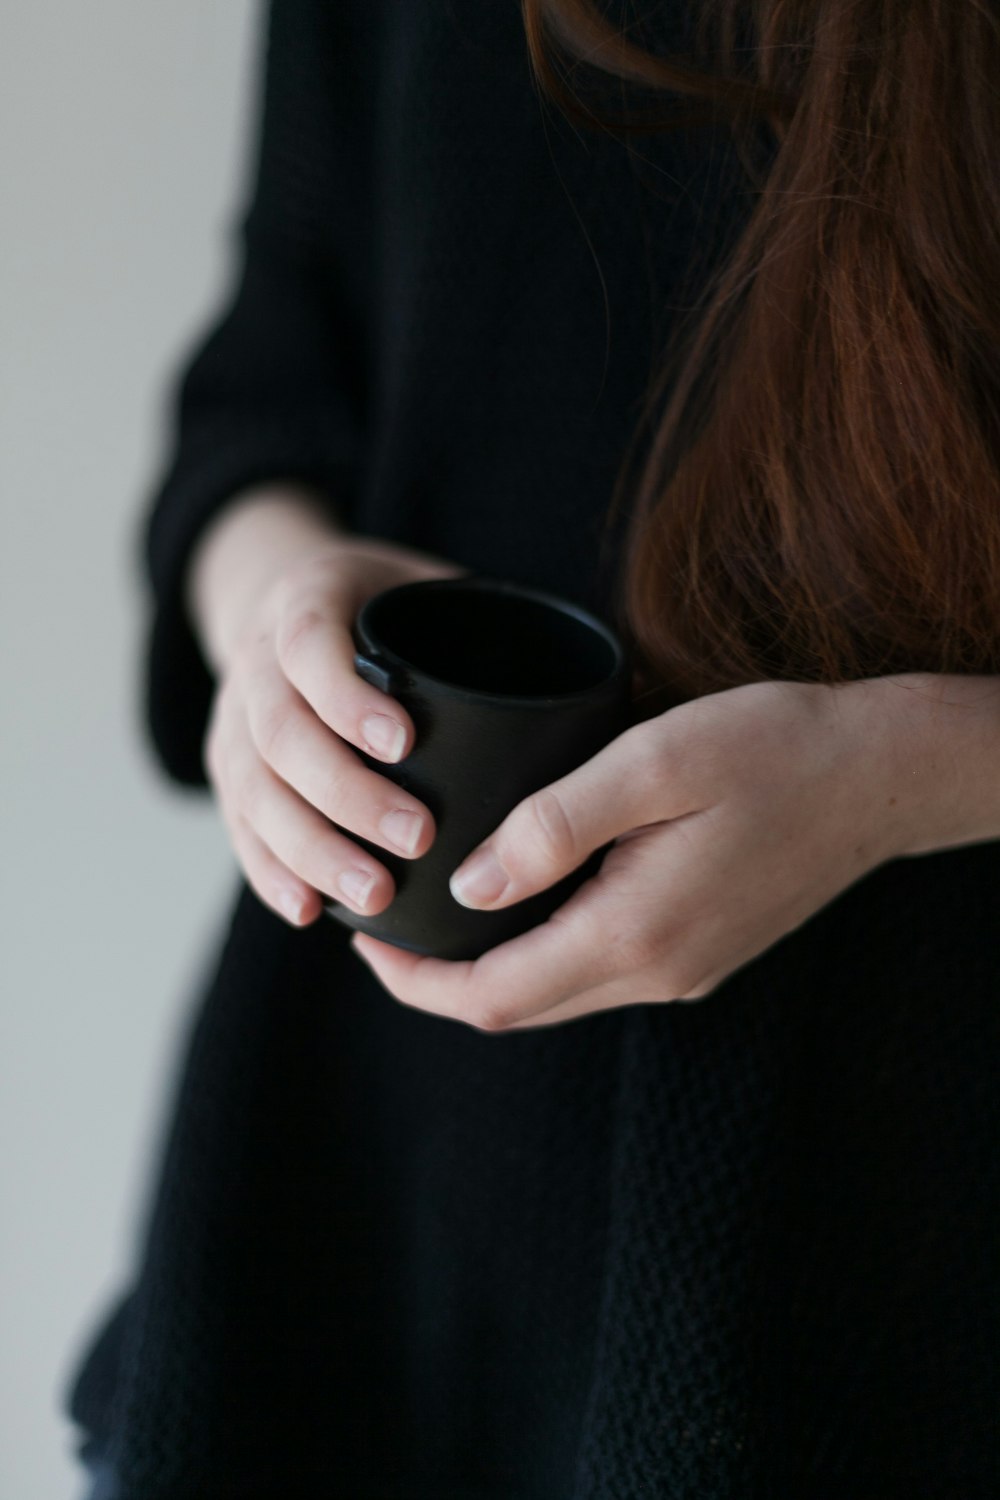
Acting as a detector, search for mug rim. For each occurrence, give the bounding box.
[354,573,630,708]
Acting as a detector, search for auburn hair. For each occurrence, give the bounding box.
[520,0,1000,714]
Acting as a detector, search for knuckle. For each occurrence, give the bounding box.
[280,826,320,883]
[233,755,265,821]
[229,827,270,899]
[239,776,264,826]
[328,780,367,840]
[253,695,296,764]
[203,690,232,782]
[321,769,356,830]
[467,992,516,1033]
[275,605,324,668]
[516,786,577,870]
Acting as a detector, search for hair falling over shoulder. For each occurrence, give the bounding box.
[520,0,1000,712]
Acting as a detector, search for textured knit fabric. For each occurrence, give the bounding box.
[62,1,1000,1496]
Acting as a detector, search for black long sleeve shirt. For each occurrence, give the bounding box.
[62,2,1000,1496]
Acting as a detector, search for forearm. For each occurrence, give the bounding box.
[184,482,348,675]
[870,672,1000,856]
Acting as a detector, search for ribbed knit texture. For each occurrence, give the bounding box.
[62,1,1000,1495]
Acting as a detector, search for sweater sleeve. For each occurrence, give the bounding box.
[135,0,370,789]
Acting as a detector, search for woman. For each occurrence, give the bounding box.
[64,0,1000,1494]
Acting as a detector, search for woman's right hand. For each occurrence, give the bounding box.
[202,533,470,926]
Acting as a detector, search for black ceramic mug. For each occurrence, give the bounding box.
[323,573,633,960]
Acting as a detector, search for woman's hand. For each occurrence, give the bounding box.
[348,675,930,1030]
[203,532,469,926]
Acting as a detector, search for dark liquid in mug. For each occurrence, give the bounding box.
[363,586,619,697]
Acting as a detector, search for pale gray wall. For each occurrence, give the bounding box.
[1,5,261,1495]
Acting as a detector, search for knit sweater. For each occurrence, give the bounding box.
[62,1,1000,1495]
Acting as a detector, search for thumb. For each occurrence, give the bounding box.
[447,719,681,911]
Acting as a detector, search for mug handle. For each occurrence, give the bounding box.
[353,650,404,696]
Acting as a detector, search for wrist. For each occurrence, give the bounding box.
[851,671,1000,858]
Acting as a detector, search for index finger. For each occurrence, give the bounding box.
[273,574,415,763]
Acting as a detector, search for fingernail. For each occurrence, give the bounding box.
[449,847,508,908]
[380,808,424,855]
[361,713,406,761]
[339,867,376,908]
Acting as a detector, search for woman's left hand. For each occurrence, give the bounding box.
[348,675,925,1030]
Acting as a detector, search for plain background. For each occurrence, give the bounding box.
[2,4,262,1494]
